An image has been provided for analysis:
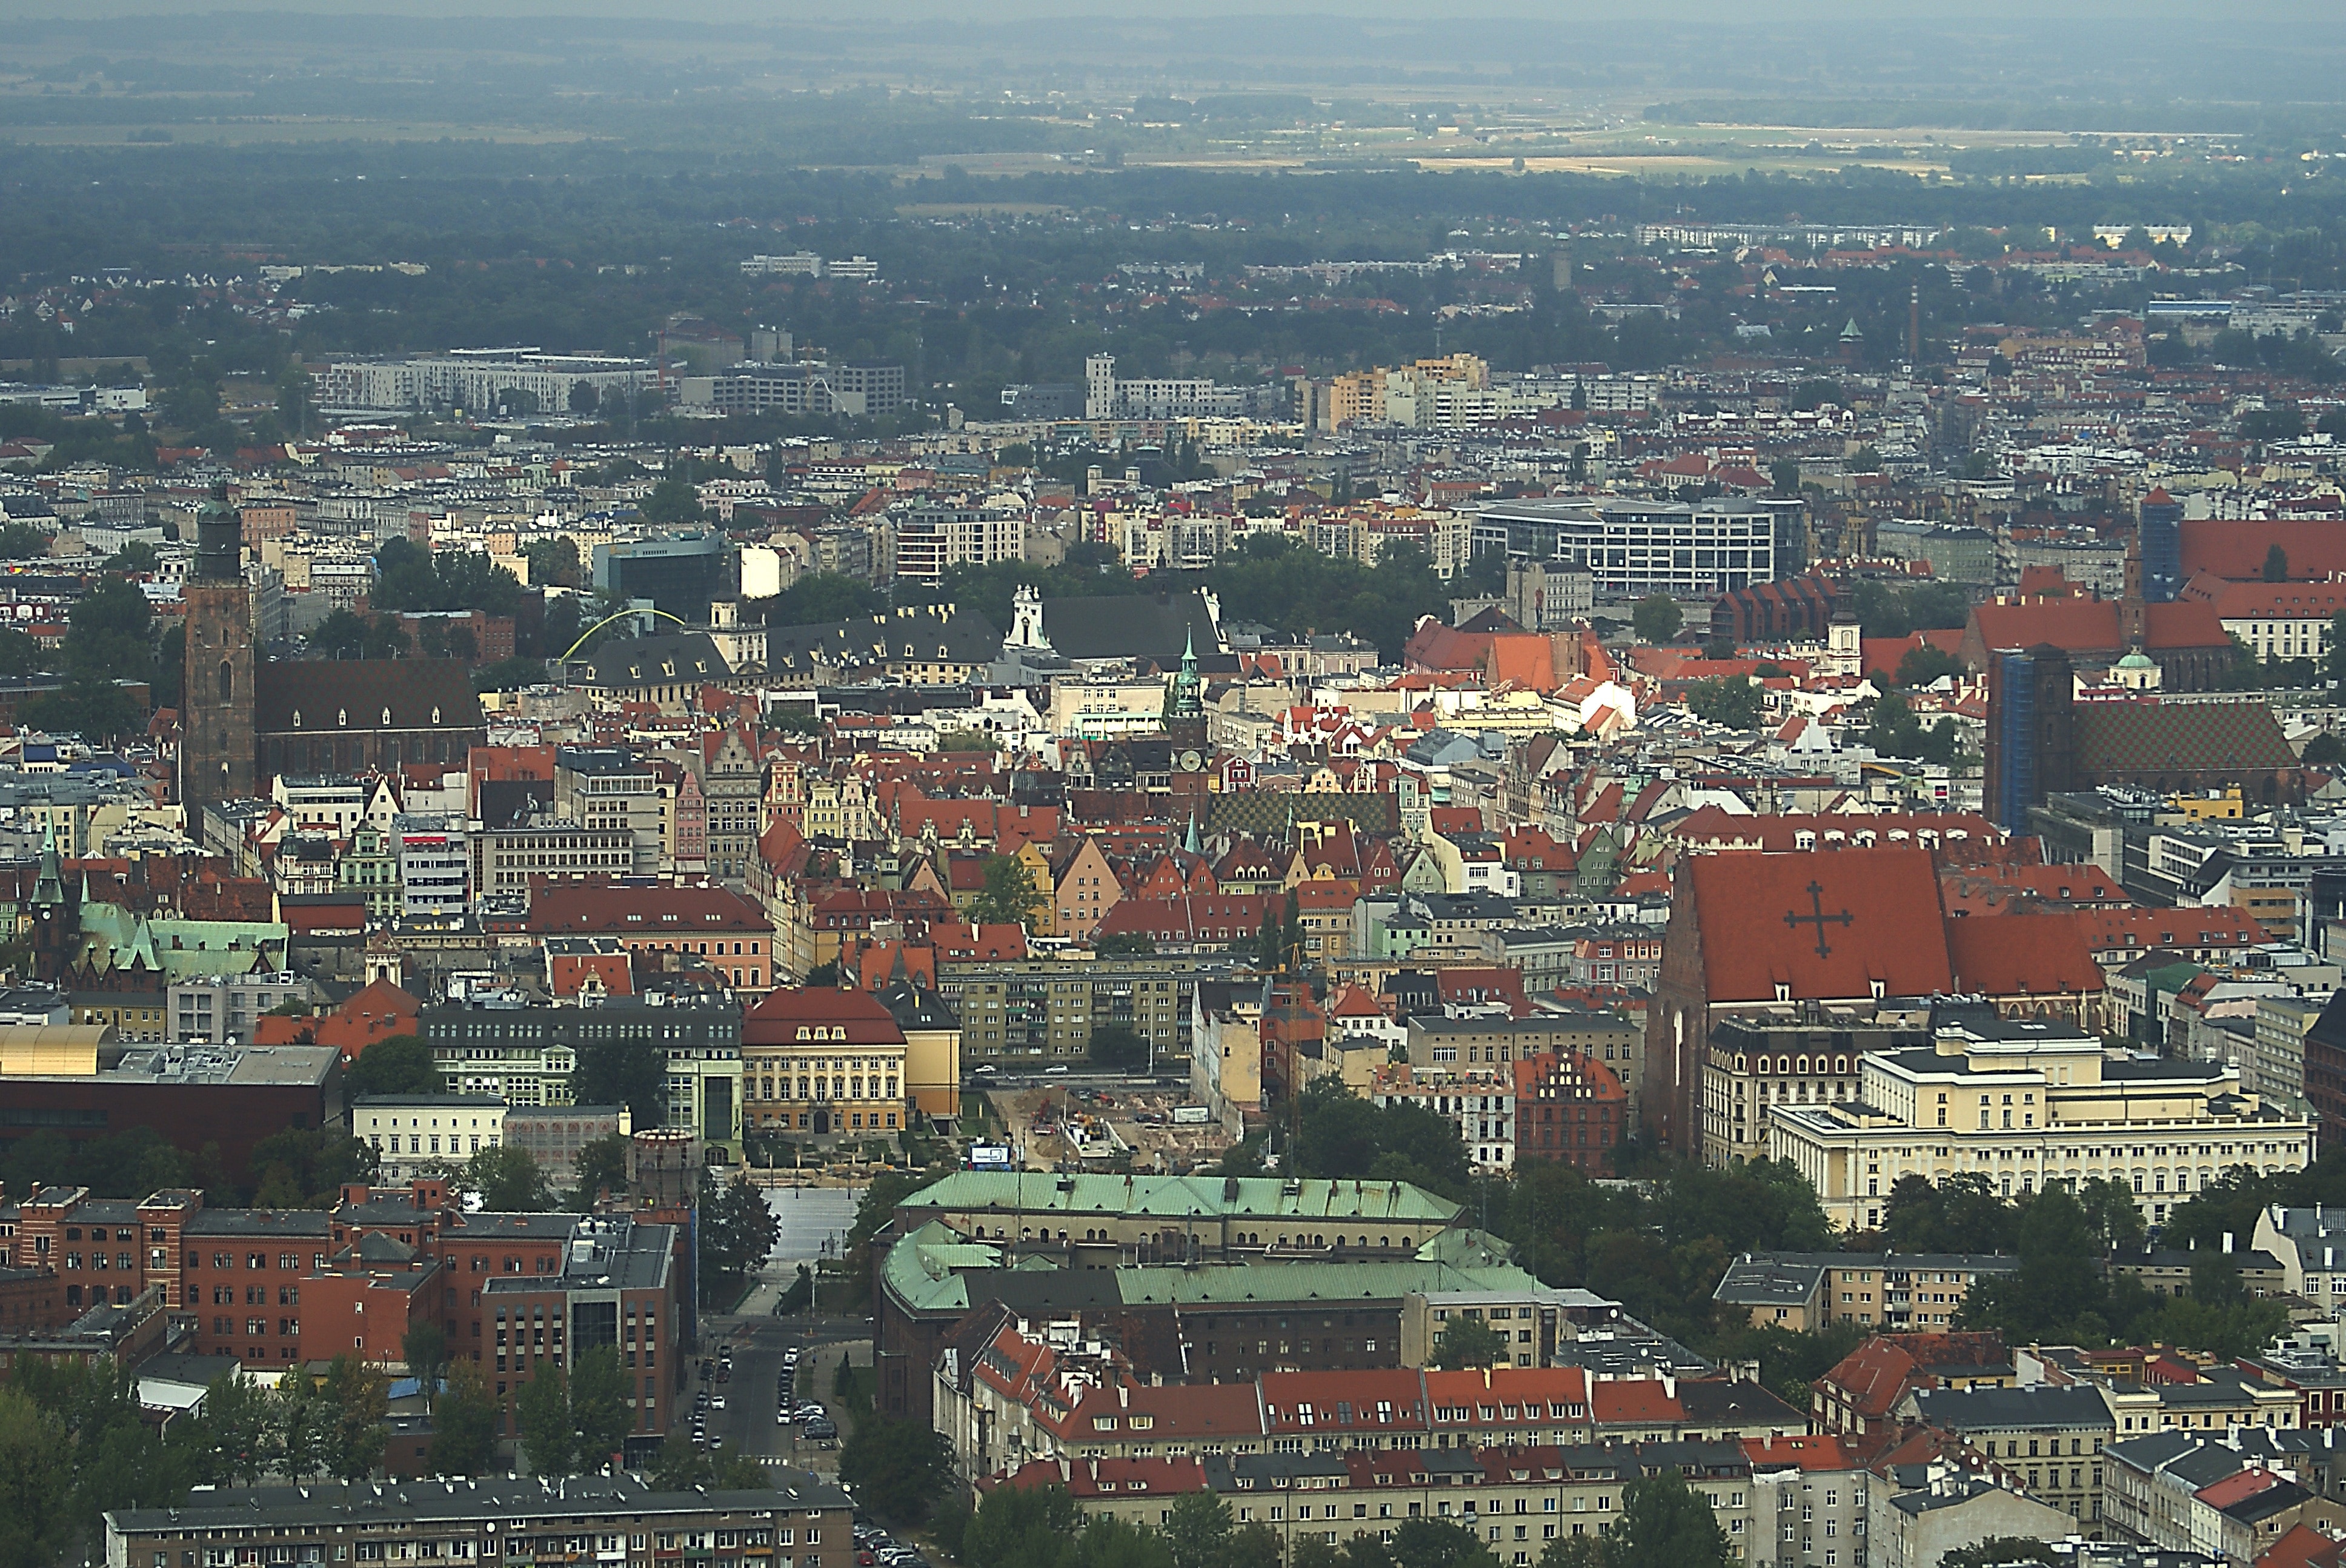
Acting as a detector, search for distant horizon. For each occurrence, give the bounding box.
[0,0,2334,21]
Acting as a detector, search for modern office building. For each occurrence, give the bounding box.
[592,532,728,619]
[2140,488,2184,604]
[1469,499,1778,597]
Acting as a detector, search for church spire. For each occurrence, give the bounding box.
[31,817,64,910]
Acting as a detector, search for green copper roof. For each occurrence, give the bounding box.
[1112,1254,1540,1307]
[899,1171,1461,1226]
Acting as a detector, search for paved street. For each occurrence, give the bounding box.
[669,1187,873,1477]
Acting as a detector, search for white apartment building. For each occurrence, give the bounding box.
[1084,354,1244,421]
[1471,499,1779,597]
[1370,1069,1517,1170]
[888,497,1028,584]
[1769,1015,2315,1232]
[1048,678,1168,739]
[396,815,469,920]
[317,350,657,414]
[352,1094,506,1183]
[470,821,639,903]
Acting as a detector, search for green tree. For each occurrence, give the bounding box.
[20,676,141,741]
[1608,1470,1732,1568]
[195,1369,280,1487]
[1383,1517,1500,1567]
[569,1344,633,1470]
[515,1364,573,1477]
[319,1357,390,1480]
[0,623,45,679]
[105,540,160,573]
[2077,1178,2147,1252]
[768,571,885,622]
[1094,932,1156,957]
[967,854,1045,928]
[429,1358,500,1477]
[467,1144,554,1212]
[309,606,371,659]
[2265,543,2290,583]
[1685,676,1763,728]
[62,577,153,683]
[932,728,999,754]
[1088,1022,1150,1072]
[1429,1315,1512,1369]
[0,1386,78,1568]
[2305,732,2346,768]
[1539,1538,1607,1568]
[525,536,584,590]
[401,1321,448,1410]
[0,521,52,559]
[572,1134,630,1208]
[640,475,704,526]
[1896,644,1964,688]
[1631,594,1682,644]
[1770,460,1802,497]
[959,1482,1091,1568]
[344,1034,442,1107]
[573,1034,665,1124]
[839,1416,955,1526]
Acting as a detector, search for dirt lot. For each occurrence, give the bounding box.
[994,1085,1232,1172]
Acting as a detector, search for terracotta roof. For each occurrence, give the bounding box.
[743,986,906,1046]
[1970,598,2122,654]
[2256,1523,2345,1568]
[1683,847,1954,1004]
[2182,519,2346,581]
[1944,914,2106,997]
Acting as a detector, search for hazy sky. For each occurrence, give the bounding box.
[0,0,2336,19]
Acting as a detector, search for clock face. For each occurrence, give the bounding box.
[1179,749,1203,772]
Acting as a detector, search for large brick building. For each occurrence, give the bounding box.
[4,1178,682,1449]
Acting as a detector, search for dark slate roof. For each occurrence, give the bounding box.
[1909,1383,2115,1430]
[765,606,999,676]
[581,632,731,688]
[254,660,483,736]
[2072,701,2298,774]
[1043,590,1220,663]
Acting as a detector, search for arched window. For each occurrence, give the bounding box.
[218,660,233,703]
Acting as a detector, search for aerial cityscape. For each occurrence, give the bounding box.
[5,5,2346,1568]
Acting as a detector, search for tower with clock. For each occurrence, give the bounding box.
[1165,624,1209,775]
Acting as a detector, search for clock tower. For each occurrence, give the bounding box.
[1165,625,1208,771]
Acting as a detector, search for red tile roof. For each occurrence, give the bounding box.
[1684,847,1955,1004]
[1944,913,2106,998]
[743,986,906,1046]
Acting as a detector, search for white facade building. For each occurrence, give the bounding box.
[1769,1015,2316,1232]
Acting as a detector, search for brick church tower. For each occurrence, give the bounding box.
[180,486,255,824]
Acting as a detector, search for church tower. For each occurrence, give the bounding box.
[181,485,256,825]
[1165,625,1209,769]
